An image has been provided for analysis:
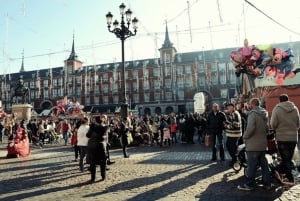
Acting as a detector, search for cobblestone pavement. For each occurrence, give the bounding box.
[0,139,299,201]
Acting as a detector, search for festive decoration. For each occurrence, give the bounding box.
[230,39,300,96]
[54,97,84,116]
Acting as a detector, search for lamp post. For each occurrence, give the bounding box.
[106,3,138,119]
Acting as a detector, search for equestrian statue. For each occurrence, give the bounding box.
[11,77,30,104]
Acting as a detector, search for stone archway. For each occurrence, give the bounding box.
[165,106,173,114]
[144,107,151,115]
[40,100,53,110]
[154,107,162,115]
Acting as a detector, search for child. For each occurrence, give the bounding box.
[163,128,171,146]
[71,128,80,161]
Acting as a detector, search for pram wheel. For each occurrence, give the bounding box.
[233,161,242,171]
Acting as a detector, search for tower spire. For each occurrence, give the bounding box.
[67,33,78,61]
[162,21,173,49]
[20,49,25,72]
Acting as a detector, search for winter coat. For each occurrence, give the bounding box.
[224,111,242,138]
[119,122,129,146]
[86,123,108,165]
[77,124,90,146]
[207,111,226,134]
[270,101,300,142]
[243,106,268,151]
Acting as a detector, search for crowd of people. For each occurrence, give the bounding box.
[1,93,299,189]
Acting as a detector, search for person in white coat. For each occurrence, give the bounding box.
[77,117,90,172]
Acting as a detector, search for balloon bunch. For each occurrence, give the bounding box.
[230,39,300,85]
[54,98,84,116]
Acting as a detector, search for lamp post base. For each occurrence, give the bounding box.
[120,102,129,119]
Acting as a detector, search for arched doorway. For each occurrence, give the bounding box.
[165,106,173,114]
[154,107,162,115]
[144,107,151,115]
[40,100,53,110]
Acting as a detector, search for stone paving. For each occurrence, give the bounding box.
[0,139,299,201]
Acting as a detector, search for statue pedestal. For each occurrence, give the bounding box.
[11,104,32,121]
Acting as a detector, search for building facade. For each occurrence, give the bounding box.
[1,27,300,115]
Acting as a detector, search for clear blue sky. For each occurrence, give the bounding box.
[1,0,300,74]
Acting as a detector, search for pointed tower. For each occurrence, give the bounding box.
[64,34,83,74]
[20,50,25,73]
[159,23,177,64]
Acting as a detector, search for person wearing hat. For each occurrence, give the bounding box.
[224,102,242,166]
[270,94,300,186]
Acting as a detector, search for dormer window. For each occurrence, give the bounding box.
[165,53,170,63]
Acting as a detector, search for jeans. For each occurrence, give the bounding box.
[122,144,128,157]
[63,132,68,145]
[226,137,239,163]
[74,145,81,160]
[277,141,297,182]
[211,133,225,160]
[79,146,87,171]
[246,151,271,187]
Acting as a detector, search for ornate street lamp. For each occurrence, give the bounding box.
[106,3,138,119]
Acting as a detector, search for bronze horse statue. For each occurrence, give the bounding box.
[11,77,31,104]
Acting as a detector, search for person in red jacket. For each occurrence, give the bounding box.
[71,127,80,161]
[170,122,178,143]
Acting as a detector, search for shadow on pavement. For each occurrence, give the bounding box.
[196,171,283,201]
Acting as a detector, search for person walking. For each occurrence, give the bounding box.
[77,117,90,172]
[270,94,300,186]
[224,103,242,166]
[37,120,45,145]
[238,98,271,191]
[207,103,226,161]
[119,117,130,158]
[86,115,108,183]
[61,119,70,146]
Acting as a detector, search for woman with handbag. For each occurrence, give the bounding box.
[86,115,108,183]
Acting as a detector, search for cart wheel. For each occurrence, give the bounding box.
[233,162,242,171]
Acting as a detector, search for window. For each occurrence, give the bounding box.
[166,92,172,101]
[144,93,150,102]
[103,84,108,93]
[143,79,149,90]
[76,88,81,96]
[177,78,184,88]
[102,73,108,81]
[58,89,63,96]
[58,79,63,86]
[76,77,81,84]
[165,53,170,63]
[85,97,90,105]
[103,96,108,104]
[185,65,192,74]
[154,80,160,89]
[198,77,205,86]
[153,68,160,77]
[113,83,118,92]
[219,63,227,85]
[143,69,149,78]
[94,86,99,94]
[44,89,49,98]
[36,81,40,88]
[133,94,139,103]
[212,72,218,85]
[198,64,205,73]
[94,96,99,105]
[211,63,217,72]
[133,70,138,78]
[30,81,35,88]
[154,92,160,101]
[177,66,183,75]
[178,90,184,100]
[185,76,193,87]
[221,89,228,98]
[44,80,48,87]
[125,71,129,79]
[165,79,171,88]
[113,95,119,104]
[133,82,137,91]
[165,67,171,76]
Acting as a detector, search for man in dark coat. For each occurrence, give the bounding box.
[86,115,108,183]
[207,103,226,161]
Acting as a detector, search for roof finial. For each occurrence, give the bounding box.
[20,49,25,72]
[67,32,78,61]
[162,20,173,49]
